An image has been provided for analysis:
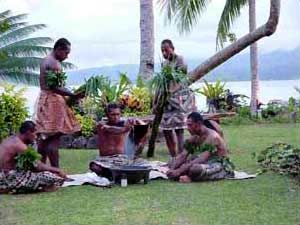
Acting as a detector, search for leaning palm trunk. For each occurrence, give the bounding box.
[249,0,259,116]
[188,0,280,83]
[139,0,154,80]
[147,0,280,157]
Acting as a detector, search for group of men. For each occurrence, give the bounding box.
[0,38,232,194]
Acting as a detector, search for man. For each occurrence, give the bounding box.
[35,38,83,168]
[160,39,196,159]
[97,103,135,156]
[167,112,233,183]
[90,103,147,178]
[0,121,66,193]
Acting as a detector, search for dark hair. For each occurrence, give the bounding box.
[161,39,174,50]
[54,38,71,50]
[19,121,36,134]
[105,103,121,114]
[187,112,217,132]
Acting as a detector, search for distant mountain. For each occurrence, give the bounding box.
[67,48,300,85]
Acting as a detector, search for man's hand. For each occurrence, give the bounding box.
[55,169,67,179]
[125,118,135,129]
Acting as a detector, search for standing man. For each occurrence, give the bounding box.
[160,39,196,161]
[35,38,83,168]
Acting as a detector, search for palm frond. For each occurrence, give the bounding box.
[216,0,248,50]
[62,62,76,70]
[0,10,11,19]
[0,24,47,46]
[1,37,53,48]
[159,0,210,34]
[1,45,52,57]
[0,14,28,24]
[0,69,39,86]
[0,57,42,71]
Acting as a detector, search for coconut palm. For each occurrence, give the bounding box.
[146,0,280,157]
[139,0,155,80]
[0,10,58,85]
[216,0,259,116]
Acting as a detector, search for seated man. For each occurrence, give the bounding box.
[0,121,67,193]
[167,112,234,183]
[97,103,135,156]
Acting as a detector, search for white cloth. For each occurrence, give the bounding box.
[62,172,110,187]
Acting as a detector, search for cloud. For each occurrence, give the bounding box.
[1,0,299,68]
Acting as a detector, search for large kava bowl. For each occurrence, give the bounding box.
[110,165,151,184]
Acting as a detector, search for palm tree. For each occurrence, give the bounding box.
[139,0,154,81]
[0,10,53,85]
[216,0,259,116]
[146,0,280,157]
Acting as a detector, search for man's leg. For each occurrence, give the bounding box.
[47,134,61,168]
[37,138,49,164]
[175,129,184,153]
[163,130,177,157]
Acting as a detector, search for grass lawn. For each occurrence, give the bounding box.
[1,123,300,225]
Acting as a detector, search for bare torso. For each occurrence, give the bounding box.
[97,121,129,156]
[40,53,62,91]
[0,136,27,171]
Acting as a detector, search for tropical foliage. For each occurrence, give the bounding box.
[0,84,29,141]
[0,10,53,85]
[256,143,300,180]
[159,0,248,49]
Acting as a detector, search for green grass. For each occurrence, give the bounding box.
[1,123,300,225]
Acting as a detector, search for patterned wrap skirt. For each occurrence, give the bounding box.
[0,170,64,193]
[160,87,196,130]
[34,90,81,136]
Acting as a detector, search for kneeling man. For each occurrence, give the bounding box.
[0,121,66,193]
[167,112,234,183]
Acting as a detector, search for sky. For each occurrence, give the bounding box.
[1,0,300,69]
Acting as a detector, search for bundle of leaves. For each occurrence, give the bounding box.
[184,141,217,156]
[45,71,67,89]
[184,140,235,173]
[256,142,300,178]
[15,146,41,171]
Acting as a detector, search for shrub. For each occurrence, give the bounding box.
[0,84,29,141]
[75,114,96,138]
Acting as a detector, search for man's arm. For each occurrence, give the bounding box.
[98,122,132,135]
[35,161,67,178]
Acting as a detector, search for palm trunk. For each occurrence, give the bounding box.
[139,0,154,81]
[146,0,280,158]
[188,0,280,83]
[249,0,259,116]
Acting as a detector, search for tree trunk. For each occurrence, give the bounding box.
[146,0,280,158]
[188,0,280,84]
[249,0,259,116]
[139,0,154,81]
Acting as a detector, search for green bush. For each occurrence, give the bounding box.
[255,143,300,180]
[75,114,96,138]
[0,84,29,141]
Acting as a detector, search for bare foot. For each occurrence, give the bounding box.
[179,175,192,183]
